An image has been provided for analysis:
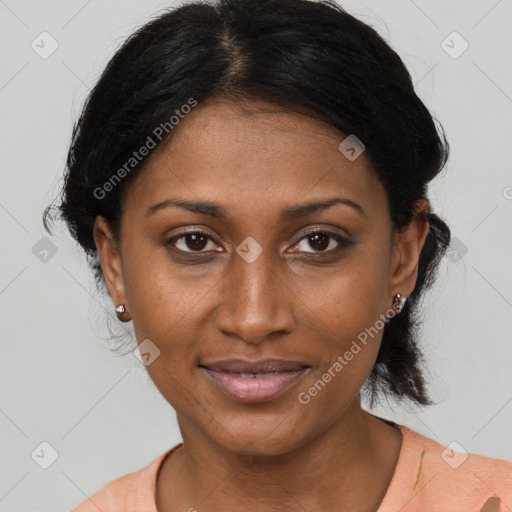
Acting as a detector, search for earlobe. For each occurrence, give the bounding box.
[93,216,131,321]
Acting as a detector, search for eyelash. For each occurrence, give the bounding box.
[165,228,352,257]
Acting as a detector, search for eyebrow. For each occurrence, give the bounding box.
[146,196,365,220]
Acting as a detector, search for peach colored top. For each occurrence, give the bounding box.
[71,423,512,512]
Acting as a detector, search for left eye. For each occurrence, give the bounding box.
[291,231,347,253]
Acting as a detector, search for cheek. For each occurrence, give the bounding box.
[291,251,390,340]
[290,249,390,391]
[122,248,219,340]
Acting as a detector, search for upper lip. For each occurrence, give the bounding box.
[200,358,310,373]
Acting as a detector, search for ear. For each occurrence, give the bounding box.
[93,216,131,321]
[388,199,430,301]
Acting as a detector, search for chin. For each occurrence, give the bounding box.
[204,411,313,457]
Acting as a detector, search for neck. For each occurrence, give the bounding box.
[156,399,402,512]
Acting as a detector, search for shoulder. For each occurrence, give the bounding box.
[70,443,183,512]
[382,424,512,512]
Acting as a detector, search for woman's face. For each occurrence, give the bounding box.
[95,97,428,455]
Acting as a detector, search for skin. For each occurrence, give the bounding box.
[94,97,430,511]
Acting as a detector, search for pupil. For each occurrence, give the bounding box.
[187,233,207,250]
[310,233,328,251]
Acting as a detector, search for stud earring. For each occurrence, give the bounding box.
[115,304,126,315]
[392,293,407,314]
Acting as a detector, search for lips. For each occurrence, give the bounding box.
[202,358,308,374]
[199,358,310,403]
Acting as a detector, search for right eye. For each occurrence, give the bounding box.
[165,230,223,254]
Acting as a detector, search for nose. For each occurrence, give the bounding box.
[215,246,295,345]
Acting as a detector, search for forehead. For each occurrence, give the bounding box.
[123,97,388,220]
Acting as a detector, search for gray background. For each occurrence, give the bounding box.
[1,0,511,510]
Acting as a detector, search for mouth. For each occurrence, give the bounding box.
[199,358,311,404]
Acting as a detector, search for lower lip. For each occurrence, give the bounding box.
[201,367,309,403]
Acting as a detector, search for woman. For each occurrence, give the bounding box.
[43,0,511,510]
